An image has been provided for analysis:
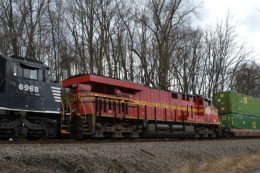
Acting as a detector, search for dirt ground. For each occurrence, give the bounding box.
[0,139,260,173]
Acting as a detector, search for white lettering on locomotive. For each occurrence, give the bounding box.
[18,84,39,93]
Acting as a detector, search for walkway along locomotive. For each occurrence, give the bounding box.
[0,55,61,138]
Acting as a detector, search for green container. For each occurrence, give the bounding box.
[213,91,260,116]
[214,91,260,130]
[219,113,260,130]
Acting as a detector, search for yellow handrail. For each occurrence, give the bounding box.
[89,99,95,128]
[66,97,72,120]
[80,98,87,123]
[61,101,65,121]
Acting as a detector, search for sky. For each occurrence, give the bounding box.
[197,0,260,63]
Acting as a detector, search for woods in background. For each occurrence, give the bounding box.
[232,61,260,97]
[0,0,253,97]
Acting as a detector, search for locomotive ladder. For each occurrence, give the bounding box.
[80,99,92,136]
[60,100,70,135]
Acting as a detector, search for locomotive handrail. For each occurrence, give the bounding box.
[89,100,95,128]
[66,97,72,120]
[61,101,65,121]
[80,97,95,131]
[80,98,87,123]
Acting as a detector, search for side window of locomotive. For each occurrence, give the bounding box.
[43,69,50,82]
[171,93,178,99]
[182,94,186,100]
[38,69,43,81]
[17,64,23,77]
[205,100,211,106]
[13,63,23,77]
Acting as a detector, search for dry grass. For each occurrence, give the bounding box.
[170,152,260,173]
[0,162,48,173]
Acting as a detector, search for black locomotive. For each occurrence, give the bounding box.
[0,55,61,139]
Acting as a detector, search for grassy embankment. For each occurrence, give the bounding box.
[172,151,260,173]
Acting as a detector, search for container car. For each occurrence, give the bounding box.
[213,91,260,136]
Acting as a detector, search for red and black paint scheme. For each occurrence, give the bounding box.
[0,55,61,139]
[62,74,220,139]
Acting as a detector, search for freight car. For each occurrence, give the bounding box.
[0,55,61,139]
[213,91,260,137]
[62,74,220,139]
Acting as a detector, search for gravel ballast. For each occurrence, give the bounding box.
[0,139,260,173]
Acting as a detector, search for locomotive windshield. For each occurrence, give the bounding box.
[14,63,39,80]
[23,68,38,80]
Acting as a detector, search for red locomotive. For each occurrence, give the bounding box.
[62,74,220,139]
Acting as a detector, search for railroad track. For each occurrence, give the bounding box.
[0,138,183,144]
[0,137,259,145]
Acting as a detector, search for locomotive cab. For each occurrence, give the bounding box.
[0,55,61,139]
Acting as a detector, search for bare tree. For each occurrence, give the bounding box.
[232,61,260,97]
[0,0,26,56]
[198,15,248,97]
[23,0,46,60]
[135,0,198,90]
[0,0,253,97]
[171,29,203,94]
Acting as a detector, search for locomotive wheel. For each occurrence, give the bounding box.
[70,115,85,140]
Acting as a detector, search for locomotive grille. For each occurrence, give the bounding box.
[51,86,61,103]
